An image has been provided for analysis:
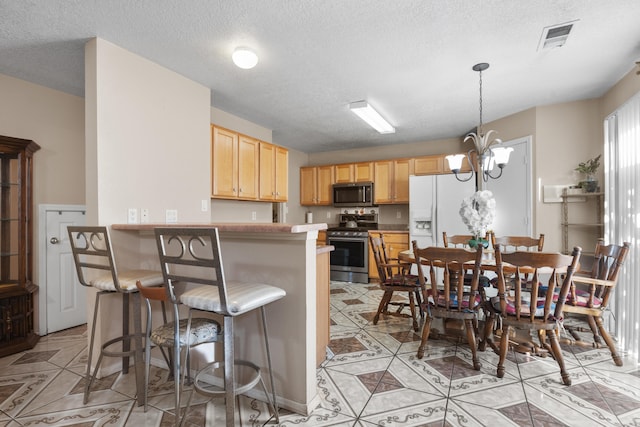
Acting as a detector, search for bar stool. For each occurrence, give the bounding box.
[154,227,285,427]
[135,280,221,425]
[67,226,164,405]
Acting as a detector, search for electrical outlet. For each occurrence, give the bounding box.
[326,212,331,218]
[396,210,402,219]
[127,208,138,224]
[251,211,257,221]
[201,199,209,212]
[165,209,178,223]
[140,208,149,223]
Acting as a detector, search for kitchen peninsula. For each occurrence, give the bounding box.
[111,221,327,415]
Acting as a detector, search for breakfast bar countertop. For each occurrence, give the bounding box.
[112,222,328,233]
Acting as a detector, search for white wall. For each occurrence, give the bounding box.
[85,38,211,227]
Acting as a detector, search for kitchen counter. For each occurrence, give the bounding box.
[112,222,327,233]
[108,221,327,415]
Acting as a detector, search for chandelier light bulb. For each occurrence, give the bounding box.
[232,47,258,69]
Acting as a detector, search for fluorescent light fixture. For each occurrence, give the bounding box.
[349,101,395,134]
[232,47,258,69]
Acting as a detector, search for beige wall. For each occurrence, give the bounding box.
[85,38,211,229]
[534,100,602,251]
[0,74,85,206]
[601,67,640,119]
[308,136,464,166]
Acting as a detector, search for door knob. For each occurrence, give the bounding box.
[50,237,59,244]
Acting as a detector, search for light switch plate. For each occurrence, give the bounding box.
[140,208,149,223]
[127,208,138,224]
[165,209,178,223]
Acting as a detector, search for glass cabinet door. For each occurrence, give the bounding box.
[0,153,21,286]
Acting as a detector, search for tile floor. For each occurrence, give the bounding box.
[1,281,639,426]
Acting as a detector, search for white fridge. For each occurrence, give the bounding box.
[409,174,476,250]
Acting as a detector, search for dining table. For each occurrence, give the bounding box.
[398,247,567,353]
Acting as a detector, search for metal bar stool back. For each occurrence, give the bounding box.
[67,226,164,405]
[154,227,285,427]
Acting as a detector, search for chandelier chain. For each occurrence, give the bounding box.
[478,68,484,136]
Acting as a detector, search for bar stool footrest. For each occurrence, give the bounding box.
[192,359,262,397]
[100,333,141,359]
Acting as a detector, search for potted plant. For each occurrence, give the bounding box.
[575,154,601,192]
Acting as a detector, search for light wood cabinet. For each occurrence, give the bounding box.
[316,246,331,366]
[414,155,444,175]
[211,126,259,200]
[334,162,374,183]
[259,142,288,201]
[0,135,40,357]
[300,165,334,206]
[354,162,374,182]
[368,231,410,281]
[334,163,354,183]
[374,159,413,204]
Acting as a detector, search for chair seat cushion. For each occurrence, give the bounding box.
[562,288,603,308]
[491,294,554,317]
[431,292,482,309]
[150,317,221,347]
[91,269,164,291]
[180,281,286,316]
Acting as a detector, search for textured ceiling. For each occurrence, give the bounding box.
[2,1,640,153]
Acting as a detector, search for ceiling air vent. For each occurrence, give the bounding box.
[538,20,578,51]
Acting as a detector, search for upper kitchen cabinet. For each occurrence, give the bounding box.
[334,162,374,183]
[414,154,473,175]
[0,135,40,357]
[414,155,444,175]
[374,159,413,204]
[211,126,259,200]
[300,165,334,206]
[259,142,288,202]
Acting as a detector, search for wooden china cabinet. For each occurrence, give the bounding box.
[0,135,40,356]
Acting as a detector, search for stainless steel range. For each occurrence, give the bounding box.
[327,213,378,283]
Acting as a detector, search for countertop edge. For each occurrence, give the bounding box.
[112,222,328,233]
[316,245,335,255]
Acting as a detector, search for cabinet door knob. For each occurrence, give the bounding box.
[50,237,59,244]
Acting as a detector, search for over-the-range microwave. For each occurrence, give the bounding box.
[332,182,375,207]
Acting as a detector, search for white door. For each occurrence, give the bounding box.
[485,136,532,237]
[40,206,86,334]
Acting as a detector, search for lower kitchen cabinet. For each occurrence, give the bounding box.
[316,245,332,366]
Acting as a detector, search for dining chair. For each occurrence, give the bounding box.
[562,239,630,366]
[411,240,484,369]
[442,231,492,287]
[491,233,545,252]
[489,245,581,385]
[135,280,221,424]
[67,226,165,405]
[369,235,422,331]
[154,227,284,427]
[442,232,476,248]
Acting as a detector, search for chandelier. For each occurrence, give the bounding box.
[446,63,512,187]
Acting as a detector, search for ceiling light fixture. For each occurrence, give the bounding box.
[446,62,512,189]
[232,47,258,69]
[349,101,395,134]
